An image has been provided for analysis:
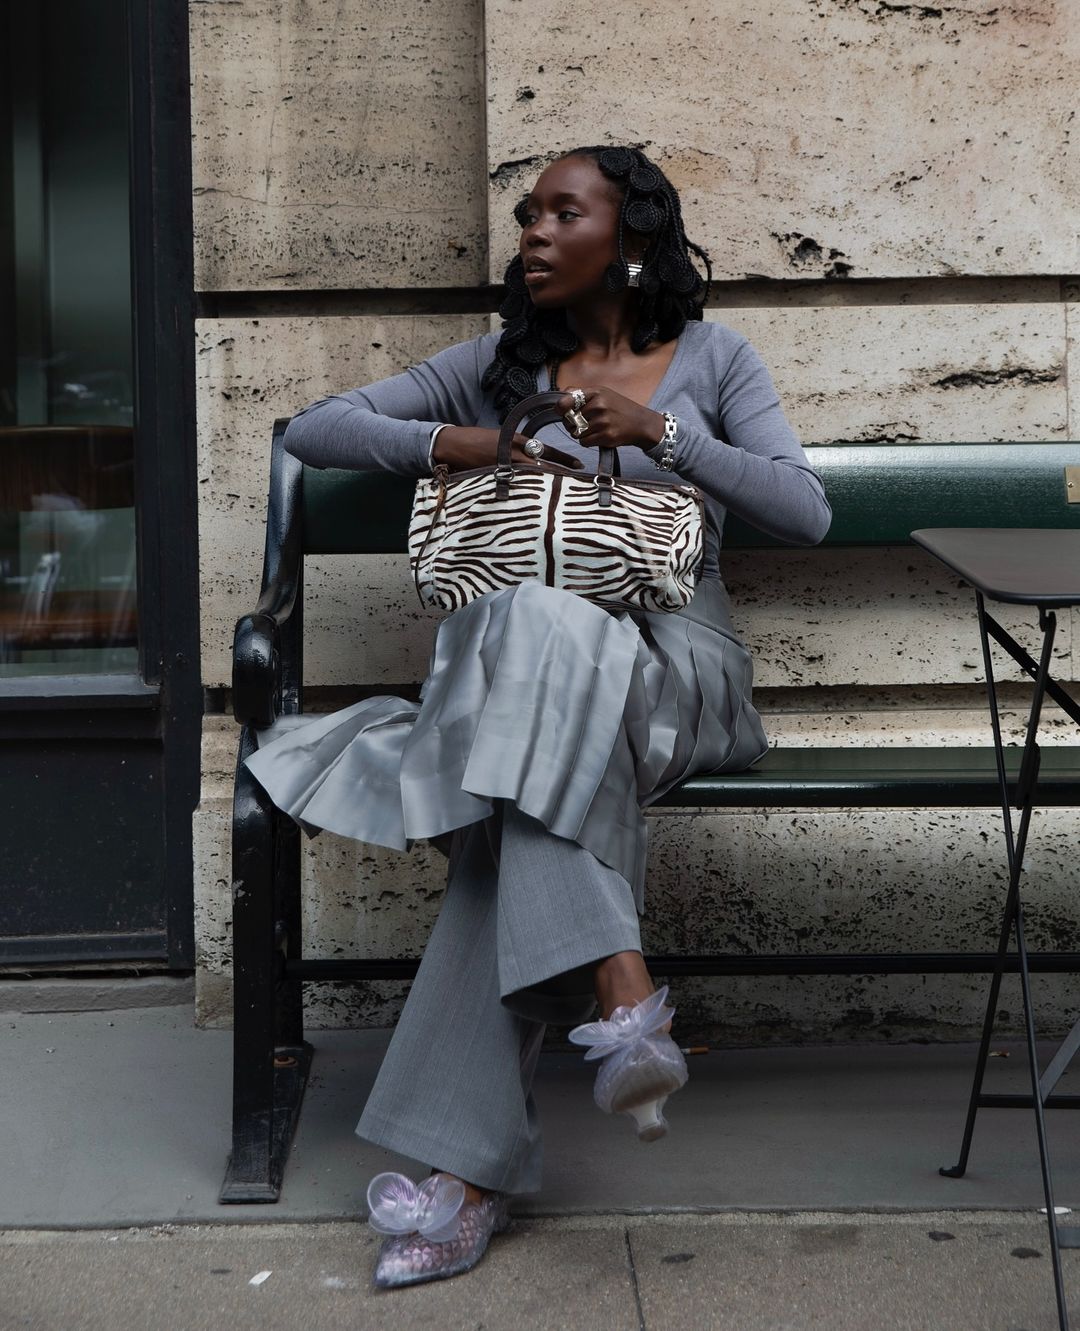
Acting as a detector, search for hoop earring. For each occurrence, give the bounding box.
[626,261,643,288]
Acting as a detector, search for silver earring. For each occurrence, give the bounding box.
[626,261,643,288]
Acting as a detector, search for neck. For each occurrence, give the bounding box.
[564,293,640,357]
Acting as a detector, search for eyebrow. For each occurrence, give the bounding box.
[523,190,587,206]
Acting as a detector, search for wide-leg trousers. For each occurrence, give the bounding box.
[355,800,643,1195]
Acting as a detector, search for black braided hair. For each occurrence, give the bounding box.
[481,145,713,419]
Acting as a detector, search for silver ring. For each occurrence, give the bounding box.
[569,388,586,411]
[523,438,545,458]
[565,409,589,437]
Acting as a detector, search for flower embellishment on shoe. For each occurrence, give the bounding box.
[569,985,688,1142]
[367,1172,511,1289]
[367,1171,465,1243]
[568,986,675,1060]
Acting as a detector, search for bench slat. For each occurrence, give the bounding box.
[727,442,1080,547]
[655,745,1080,807]
[300,442,1080,555]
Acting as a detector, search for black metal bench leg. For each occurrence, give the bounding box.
[220,726,312,1203]
[274,809,305,1048]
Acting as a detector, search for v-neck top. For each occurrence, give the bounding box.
[545,328,690,414]
[281,320,832,579]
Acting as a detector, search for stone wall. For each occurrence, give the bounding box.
[190,0,1080,1038]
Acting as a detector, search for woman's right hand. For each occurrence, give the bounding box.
[432,426,584,472]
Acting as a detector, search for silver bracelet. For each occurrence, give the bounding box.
[428,423,450,473]
[653,413,678,471]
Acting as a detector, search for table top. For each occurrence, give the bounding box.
[911,528,1080,606]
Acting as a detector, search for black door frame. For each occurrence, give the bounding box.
[0,0,199,968]
[126,0,200,967]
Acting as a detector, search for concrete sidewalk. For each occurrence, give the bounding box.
[5,1212,1080,1330]
[4,1000,1080,1327]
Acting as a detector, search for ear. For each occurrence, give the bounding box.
[623,225,651,266]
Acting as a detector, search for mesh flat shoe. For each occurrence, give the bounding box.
[367,1171,510,1289]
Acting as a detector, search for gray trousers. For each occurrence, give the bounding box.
[355,801,643,1194]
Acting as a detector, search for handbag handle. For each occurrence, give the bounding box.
[497,390,618,478]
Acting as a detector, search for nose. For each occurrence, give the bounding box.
[522,217,551,248]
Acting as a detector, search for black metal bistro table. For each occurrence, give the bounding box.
[912,528,1080,1329]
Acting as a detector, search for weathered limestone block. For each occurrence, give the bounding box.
[759,692,1080,751]
[485,0,1080,281]
[192,719,233,1027]
[667,969,1078,1047]
[643,804,1080,1044]
[1067,295,1080,441]
[196,314,486,687]
[727,545,1074,690]
[190,0,486,290]
[713,304,1067,446]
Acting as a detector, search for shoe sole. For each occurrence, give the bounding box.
[610,1063,685,1112]
[610,1067,686,1140]
[634,1115,668,1143]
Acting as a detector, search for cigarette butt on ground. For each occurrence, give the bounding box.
[680,1045,710,1056]
[249,1271,272,1286]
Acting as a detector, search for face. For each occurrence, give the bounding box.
[517,154,627,308]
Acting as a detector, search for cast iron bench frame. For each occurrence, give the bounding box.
[220,421,1080,1202]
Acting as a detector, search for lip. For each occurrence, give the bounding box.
[524,268,553,285]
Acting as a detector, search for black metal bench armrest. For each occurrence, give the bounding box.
[233,609,287,728]
[233,419,303,727]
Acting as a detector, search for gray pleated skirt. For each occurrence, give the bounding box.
[245,577,767,910]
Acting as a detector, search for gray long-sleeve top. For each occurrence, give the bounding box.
[282,320,832,579]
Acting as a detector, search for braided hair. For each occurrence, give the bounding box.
[481,145,713,419]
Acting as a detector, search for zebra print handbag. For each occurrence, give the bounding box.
[408,391,704,614]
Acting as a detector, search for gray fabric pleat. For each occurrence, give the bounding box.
[355,802,642,1195]
[245,577,767,911]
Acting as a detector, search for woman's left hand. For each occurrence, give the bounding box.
[556,388,666,452]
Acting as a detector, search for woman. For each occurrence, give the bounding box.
[246,145,831,1287]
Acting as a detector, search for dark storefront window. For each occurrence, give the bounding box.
[1,2,136,676]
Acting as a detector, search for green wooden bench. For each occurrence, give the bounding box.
[221,425,1080,1202]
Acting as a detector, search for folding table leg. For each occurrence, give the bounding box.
[940,602,1076,1331]
[938,869,1023,1181]
[1014,889,1078,1331]
[940,595,1032,1178]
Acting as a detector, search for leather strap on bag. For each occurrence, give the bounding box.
[496,391,617,499]
[412,464,449,604]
